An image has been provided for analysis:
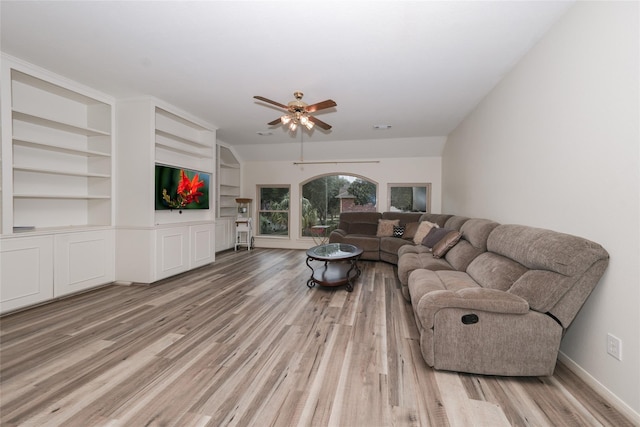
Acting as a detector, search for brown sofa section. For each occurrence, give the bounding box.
[407,223,609,376]
[397,217,499,300]
[328,211,452,262]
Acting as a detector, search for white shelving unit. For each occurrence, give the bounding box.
[0,55,115,314]
[217,145,241,219]
[7,69,113,231]
[215,144,241,252]
[115,98,217,283]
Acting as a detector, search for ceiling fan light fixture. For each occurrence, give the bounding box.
[254,92,336,131]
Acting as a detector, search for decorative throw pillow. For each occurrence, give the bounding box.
[393,225,405,237]
[403,222,419,240]
[376,219,400,237]
[432,230,462,258]
[422,227,453,248]
[413,221,438,244]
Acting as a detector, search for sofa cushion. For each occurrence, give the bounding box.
[376,219,399,237]
[413,221,438,244]
[467,252,528,291]
[419,213,454,228]
[403,222,420,240]
[382,211,424,225]
[443,216,470,231]
[337,212,382,234]
[432,231,462,258]
[410,270,480,327]
[487,224,608,276]
[508,270,576,313]
[350,222,378,235]
[421,227,451,248]
[444,219,500,271]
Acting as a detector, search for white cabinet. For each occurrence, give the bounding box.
[215,218,237,252]
[0,236,54,313]
[191,223,215,268]
[116,98,216,283]
[0,228,114,313]
[116,223,214,284]
[54,229,115,297]
[154,223,214,280]
[155,226,190,280]
[0,55,115,313]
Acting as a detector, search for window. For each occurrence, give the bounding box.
[388,183,431,212]
[258,186,290,236]
[301,174,377,237]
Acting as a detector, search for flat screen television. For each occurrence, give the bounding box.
[155,164,210,210]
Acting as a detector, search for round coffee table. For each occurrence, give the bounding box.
[305,243,363,292]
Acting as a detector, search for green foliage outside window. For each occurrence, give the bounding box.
[259,186,289,236]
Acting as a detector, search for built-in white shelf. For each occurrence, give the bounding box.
[13,110,110,137]
[13,194,110,199]
[13,166,110,178]
[13,137,111,158]
[3,64,114,234]
[217,145,241,219]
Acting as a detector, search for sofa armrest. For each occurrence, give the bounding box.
[416,288,529,330]
[328,229,347,243]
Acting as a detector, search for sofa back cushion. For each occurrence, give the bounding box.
[418,213,453,228]
[445,219,500,271]
[487,224,610,316]
[443,215,470,231]
[487,225,608,276]
[382,211,424,225]
[467,252,528,291]
[338,212,382,235]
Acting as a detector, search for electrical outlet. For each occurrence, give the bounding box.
[607,333,622,361]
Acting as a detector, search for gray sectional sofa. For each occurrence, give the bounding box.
[328,211,452,264]
[329,211,609,377]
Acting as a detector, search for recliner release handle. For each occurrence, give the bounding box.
[461,314,479,325]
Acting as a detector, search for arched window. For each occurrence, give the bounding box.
[300,174,377,238]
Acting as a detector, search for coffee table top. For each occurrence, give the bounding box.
[306,243,363,261]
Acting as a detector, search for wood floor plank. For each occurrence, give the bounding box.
[0,248,635,427]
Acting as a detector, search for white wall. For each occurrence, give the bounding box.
[242,155,442,250]
[442,1,639,418]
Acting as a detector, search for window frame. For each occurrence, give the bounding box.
[387,183,432,213]
[299,173,379,240]
[257,184,291,238]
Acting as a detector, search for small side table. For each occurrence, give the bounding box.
[310,225,330,245]
[305,243,363,292]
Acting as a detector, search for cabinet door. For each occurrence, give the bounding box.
[0,236,54,313]
[190,223,215,268]
[54,230,115,297]
[155,226,189,280]
[215,221,227,252]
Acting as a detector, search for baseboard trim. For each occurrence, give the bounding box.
[558,351,640,424]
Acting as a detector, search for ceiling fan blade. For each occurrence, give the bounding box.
[305,99,337,113]
[308,115,332,130]
[254,96,288,110]
[267,117,282,126]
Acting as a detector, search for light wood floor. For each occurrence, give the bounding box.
[0,248,634,427]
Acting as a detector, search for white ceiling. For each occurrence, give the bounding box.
[1,1,573,159]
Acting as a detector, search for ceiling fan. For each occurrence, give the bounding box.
[254,91,336,131]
